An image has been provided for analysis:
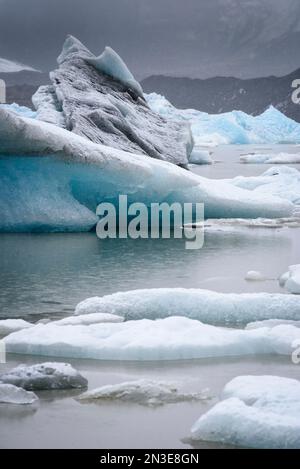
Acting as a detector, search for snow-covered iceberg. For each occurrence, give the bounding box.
[191,375,300,449]
[77,379,208,407]
[4,317,300,361]
[0,362,87,390]
[33,35,192,167]
[0,383,38,405]
[0,108,294,232]
[0,319,33,338]
[75,288,300,326]
[279,265,300,294]
[146,93,300,146]
[240,152,300,164]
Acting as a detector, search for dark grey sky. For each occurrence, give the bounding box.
[1,0,300,78]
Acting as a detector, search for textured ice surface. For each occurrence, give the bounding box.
[0,319,33,337]
[191,375,300,449]
[33,35,192,166]
[4,317,300,361]
[279,265,300,294]
[146,93,300,145]
[0,383,38,405]
[189,149,213,165]
[240,152,300,164]
[77,379,208,407]
[0,109,294,232]
[246,319,300,330]
[0,362,87,390]
[75,288,300,326]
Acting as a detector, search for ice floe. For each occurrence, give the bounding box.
[240,152,300,164]
[146,93,300,145]
[0,362,87,390]
[0,319,33,338]
[75,288,300,326]
[191,375,300,448]
[77,379,208,407]
[4,317,300,361]
[0,383,38,405]
[279,265,300,294]
[245,271,266,281]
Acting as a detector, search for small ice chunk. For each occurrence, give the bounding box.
[0,362,87,390]
[189,149,213,165]
[191,375,300,449]
[279,265,300,294]
[245,271,265,281]
[0,383,38,405]
[77,379,208,406]
[240,153,300,164]
[0,319,33,337]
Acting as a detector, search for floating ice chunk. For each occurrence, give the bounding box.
[0,319,33,338]
[0,383,38,405]
[53,312,124,326]
[191,375,300,448]
[75,288,300,326]
[189,148,213,165]
[279,265,300,294]
[245,271,266,281]
[0,103,36,119]
[0,362,87,390]
[246,319,300,330]
[0,109,294,232]
[77,379,208,407]
[4,317,300,361]
[146,93,300,145]
[86,47,143,99]
[240,153,300,164]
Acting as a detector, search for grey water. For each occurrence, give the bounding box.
[0,144,300,448]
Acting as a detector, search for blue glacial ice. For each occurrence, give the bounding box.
[191,375,300,449]
[0,107,295,232]
[75,288,300,326]
[146,93,300,146]
[4,316,300,361]
[0,103,36,119]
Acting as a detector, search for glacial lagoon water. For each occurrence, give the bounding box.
[0,144,300,448]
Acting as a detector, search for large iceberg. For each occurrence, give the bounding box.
[4,317,300,361]
[75,288,300,326]
[0,108,295,232]
[191,375,300,449]
[146,93,300,146]
[32,35,192,167]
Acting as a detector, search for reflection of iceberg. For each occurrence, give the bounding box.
[191,375,300,449]
[75,288,300,326]
[0,108,294,232]
[4,316,300,361]
[146,93,300,145]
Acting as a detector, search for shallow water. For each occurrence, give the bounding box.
[0,144,300,448]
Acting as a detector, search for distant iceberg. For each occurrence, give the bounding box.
[146,93,300,146]
[241,152,300,164]
[191,375,300,448]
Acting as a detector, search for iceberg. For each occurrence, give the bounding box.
[0,362,87,390]
[240,152,300,164]
[4,317,300,361]
[189,148,213,165]
[77,379,208,407]
[0,383,38,405]
[244,271,266,281]
[33,35,192,167]
[191,375,300,449]
[0,319,33,338]
[146,93,300,146]
[75,288,300,326]
[0,108,294,232]
[279,265,300,294]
